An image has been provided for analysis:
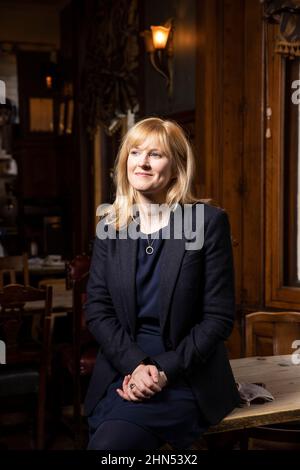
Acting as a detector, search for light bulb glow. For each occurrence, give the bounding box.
[46,76,53,89]
[150,25,170,49]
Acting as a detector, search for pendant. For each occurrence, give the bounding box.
[146,246,154,255]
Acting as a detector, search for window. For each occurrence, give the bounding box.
[266,24,300,308]
[283,58,300,287]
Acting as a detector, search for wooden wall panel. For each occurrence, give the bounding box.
[17,138,58,199]
[242,0,265,309]
[196,0,244,308]
[221,0,244,308]
[195,0,265,354]
[195,0,222,199]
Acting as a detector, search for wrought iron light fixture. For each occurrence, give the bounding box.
[141,18,174,97]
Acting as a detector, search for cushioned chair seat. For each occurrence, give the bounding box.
[0,366,39,397]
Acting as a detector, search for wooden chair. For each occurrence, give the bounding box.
[0,254,29,289]
[56,271,97,449]
[37,252,91,295]
[245,311,300,448]
[37,277,72,347]
[246,311,300,356]
[37,253,85,343]
[65,254,91,290]
[54,255,93,447]
[72,272,97,448]
[0,284,53,449]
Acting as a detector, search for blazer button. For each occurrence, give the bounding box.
[165,339,172,349]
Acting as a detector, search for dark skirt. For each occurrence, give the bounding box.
[87,329,210,450]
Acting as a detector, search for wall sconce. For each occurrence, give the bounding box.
[141,18,174,97]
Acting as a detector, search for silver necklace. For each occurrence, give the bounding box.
[131,215,160,254]
[145,231,159,255]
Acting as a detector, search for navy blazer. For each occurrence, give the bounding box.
[84,202,241,425]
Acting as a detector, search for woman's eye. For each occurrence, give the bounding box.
[150,152,162,158]
[129,149,162,158]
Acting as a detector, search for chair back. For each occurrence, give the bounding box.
[0,254,29,289]
[72,272,94,365]
[73,272,89,338]
[245,311,300,356]
[65,254,90,290]
[72,271,96,448]
[0,284,53,449]
[0,283,53,365]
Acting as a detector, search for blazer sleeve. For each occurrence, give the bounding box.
[84,236,149,376]
[151,209,236,382]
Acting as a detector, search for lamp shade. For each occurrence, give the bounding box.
[150,25,171,49]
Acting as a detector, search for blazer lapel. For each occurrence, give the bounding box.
[117,231,138,335]
[158,205,188,335]
[158,235,186,335]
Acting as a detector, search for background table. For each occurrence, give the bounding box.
[208,355,300,434]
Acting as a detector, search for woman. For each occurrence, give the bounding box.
[84,117,240,450]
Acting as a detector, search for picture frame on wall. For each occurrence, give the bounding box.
[29,98,54,132]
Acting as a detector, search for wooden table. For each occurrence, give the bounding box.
[25,280,72,312]
[46,281,72,311]
[29,265,66,277]
[208,355,300,434]
[23,280,73,342]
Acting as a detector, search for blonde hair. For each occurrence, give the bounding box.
[100,117,201,230]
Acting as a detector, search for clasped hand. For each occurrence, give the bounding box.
[116,364,168,402]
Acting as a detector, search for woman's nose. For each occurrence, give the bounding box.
[138,152,151,166]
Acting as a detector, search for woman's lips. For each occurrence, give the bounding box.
[135,173,152,176]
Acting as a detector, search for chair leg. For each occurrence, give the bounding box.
[73,373,83,449]
[36,369,47,450]
[36,398,45,450]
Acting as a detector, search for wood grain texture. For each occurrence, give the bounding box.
[242,0,264,309]
[245,311,300,356]
[206,355,300,433]
[195,0,265,319]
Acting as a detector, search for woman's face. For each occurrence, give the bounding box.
[127,138,174,202]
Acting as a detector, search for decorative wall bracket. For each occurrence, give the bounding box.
[141,18,174,97]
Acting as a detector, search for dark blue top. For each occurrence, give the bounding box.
[135,227,166,358]
[88,226,209,450]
